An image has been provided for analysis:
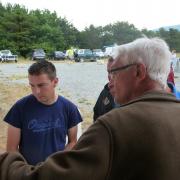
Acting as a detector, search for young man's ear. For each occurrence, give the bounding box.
[54,77,59,87]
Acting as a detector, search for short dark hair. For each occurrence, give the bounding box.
[28,60,56,79]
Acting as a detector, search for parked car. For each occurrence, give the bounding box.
[32,49,46,60]
[75,49,96,62]
[103,44,118,57]
[0,50,18,62]
[92,49,104,59]
[49,51,66,60]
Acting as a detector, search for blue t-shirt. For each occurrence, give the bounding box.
[4,95,82,165]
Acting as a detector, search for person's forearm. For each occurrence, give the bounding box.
[64,142,76,151]
[0,149,5,155]
[7,145,19,152]
[0,122,110,180]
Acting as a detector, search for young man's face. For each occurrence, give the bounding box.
[28,73,58,105]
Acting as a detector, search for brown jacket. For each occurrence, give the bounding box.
[1,91,180,180]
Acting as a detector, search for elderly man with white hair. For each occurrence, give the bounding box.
[1,37,180,180]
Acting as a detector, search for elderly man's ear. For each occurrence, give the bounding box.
[136,64,147,81]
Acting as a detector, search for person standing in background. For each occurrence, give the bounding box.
[93,56,115,121]
[171,50,177,71]
[167,59,180,99]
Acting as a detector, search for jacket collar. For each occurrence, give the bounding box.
[121,91,179,107]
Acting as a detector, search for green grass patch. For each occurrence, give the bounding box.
[176,53,180,58]
[17,57,32,63]
[78,98,88,103]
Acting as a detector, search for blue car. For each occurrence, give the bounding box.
[75,49,96,62]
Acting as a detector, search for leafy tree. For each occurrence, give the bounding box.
[29,10,64,53]
[110,22,142,44]
[58,17,79,49]
[0,2,180,58]
[157,28,180,52]
[0,4,33,56]
[78,25,103,49]
[141,28,157,38]
[168,29,180,51]
[101,24,115,46]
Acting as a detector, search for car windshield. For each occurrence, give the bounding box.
[34,49,45,54]
[0,50,11,54]
[55,51,63,55]
[84,49,92,54]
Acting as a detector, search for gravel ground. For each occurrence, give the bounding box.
[1,61,180,150]
[0,61,108,149]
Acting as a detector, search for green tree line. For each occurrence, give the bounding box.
[0,3,180,58]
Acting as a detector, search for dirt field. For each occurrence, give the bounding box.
[0,81,31,149]
[1,62,180,151]
[0,80,92,150]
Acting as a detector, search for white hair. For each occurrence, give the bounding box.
[113,37,171,88]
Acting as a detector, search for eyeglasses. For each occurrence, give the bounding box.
[109,63,137,73]
[109,63,136,77]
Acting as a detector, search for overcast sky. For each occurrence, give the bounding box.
[1,0,180,31]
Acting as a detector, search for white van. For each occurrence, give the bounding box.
[103,44,118,57]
